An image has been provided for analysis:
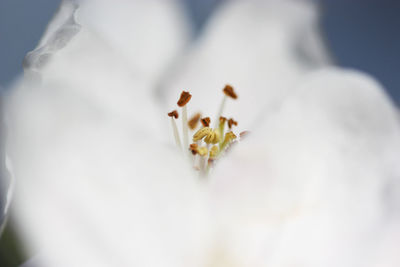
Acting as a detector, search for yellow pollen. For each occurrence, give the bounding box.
[209,145,219,159]
[193,127,212,142]
[197,146,208,157]
[204,129,221,144]
[221,131,237,151]
[224,131,237,142]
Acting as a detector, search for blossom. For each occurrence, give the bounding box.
[5,0,400,266]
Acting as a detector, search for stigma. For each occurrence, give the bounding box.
[167,85,245,176]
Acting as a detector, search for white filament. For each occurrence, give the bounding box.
[182,105,189,151]
[170,117,182,150]
[214,95,227,128]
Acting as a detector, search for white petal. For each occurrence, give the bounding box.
[162,0,331,130]
[209,68,400,266]
[8,1,212,266]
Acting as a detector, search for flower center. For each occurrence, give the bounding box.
[168,85,247,176]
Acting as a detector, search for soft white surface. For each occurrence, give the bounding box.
[209,69,400,266]
[6,0,400,266]
[10,1,211,267]
[162,0,331,131]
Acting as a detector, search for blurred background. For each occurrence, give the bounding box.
[0,0,399,266]
[0,0,400,103]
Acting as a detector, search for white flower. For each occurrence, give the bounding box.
[5,0,400,266]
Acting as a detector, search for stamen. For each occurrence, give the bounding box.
[201,117,211,127]
[167,110,182,150]
[167,110,179,119]
[177,91,192,151]
[197,146,208,157]
[168,86,244,176]
[223,84,238,99]
[193,126,221,145]
[218,116,227,144]
[204,130,221,144]
[177,91,192,107]
[193,127,212,142]
[182,106,189,150]
[189,143,198,155]
[215,85,238,127]
[188,113,201,130]
[220,131,237,151]
[228,118,238,129]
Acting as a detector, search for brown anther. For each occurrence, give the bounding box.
[219,116,227,123]
[167,110,179,119]
[201,117,211,127]
[188,113,201,130]
[223,85,238,99]
[177,91,192,107]
[228,118,238,129]
[208,158,215,166]
[189,143,198,155]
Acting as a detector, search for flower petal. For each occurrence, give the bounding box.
[162,0,331,129]
[7,1,212,266]
[210,68,400,266]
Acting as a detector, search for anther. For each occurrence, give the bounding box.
[177,91,192,107]
[197,146,208,157]
[223,84,238,99]
[201,117,211,127]
[204,130,221,144]
[209,145,219,159]
[188,113,201,130]
[214,85,238,128]
[193,127,212,142]
[167,110,179,119]
[220,131,237,151]
[189,143,199,155]
[224,131,237,143]
[228,118,238,129]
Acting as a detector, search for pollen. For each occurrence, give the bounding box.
[204,130,221,144]
[193,127,212,142]
[201,117,211,127]
[177,91,192,107]
[188,113,201,130]
[223,84,238,99]
[197,146,209,157]
[167,110,179,119]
